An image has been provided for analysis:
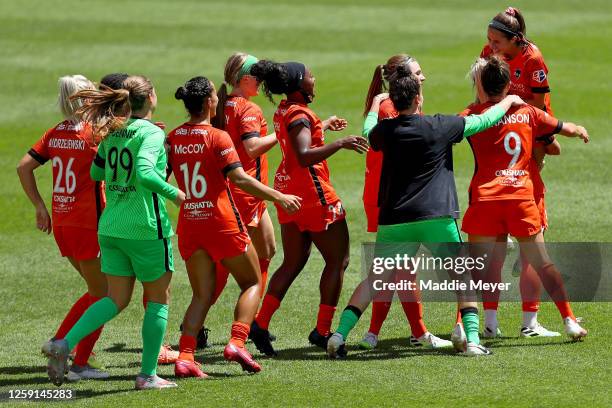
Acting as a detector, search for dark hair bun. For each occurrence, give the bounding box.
[395,64,411,78]
[175,86,186,100]
[251,60,289,102]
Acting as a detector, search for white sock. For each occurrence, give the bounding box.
[484,309,498,329]
[523,311,538,328]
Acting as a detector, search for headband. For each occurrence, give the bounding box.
[283,62,306,94]
[237,55,259,81]
[489,19,520,38]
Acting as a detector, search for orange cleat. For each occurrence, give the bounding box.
[174,359,208,379]
[223,343,261,373]
[158,344,179,365]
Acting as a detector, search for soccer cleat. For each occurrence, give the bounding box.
[418,332,454,349]
[358,332,378,350]
[197,326,210,349]
[157,344,179,365]
[45,339,70,386]
[451,323,467,352]
[483,326,502,338]
[409,335,423,347]
[249,321,277,356]
[327,332,345,359]
[464,342,492,356]
[174,359,208,379]
[564,317,587,341]
[520,324,561,338]
[66,364,110,382]
[135,374,177,390]
[223,343,262,373]
[308,328,331,351]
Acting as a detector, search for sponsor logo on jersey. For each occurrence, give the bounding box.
[226,101,237,107]
[184,201,214,210]
[48,138,86,150]
[108,184,136,193]
[220,147,234,156]
[174,143,207,155]
[54,195,76,203]
[190,128,208,136]
[176,128,189,135]
[532,70,547,83]
[242,116,257,122]
[56,123,81,131]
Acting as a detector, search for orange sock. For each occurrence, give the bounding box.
[212,262,230,305]
[455,309,462,325]
[316,304,336,336]
[522,301,540,312]
[369,302,392,335]
[255,294,281,330]
[401,302,427,339]
[259,258,270,296]
[554,302,575,320]
[483,301,499,311]
[229,321,250,348]
[178,334,197,361]
[54,293,91,340]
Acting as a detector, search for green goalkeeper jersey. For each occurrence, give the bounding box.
[91,118,178,240]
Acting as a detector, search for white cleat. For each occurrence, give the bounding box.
[451,323,467,352]
[409,335,422,347]
[135,374,177,390]
[483,326,502,338]
[564,317,587,341]
[358,332,378,350]
[66,364,110,382]
[327,332,345,358]
[520,324,561,338]
[464,342,492,356]
[418,332,454,349]
[45,339,70,386]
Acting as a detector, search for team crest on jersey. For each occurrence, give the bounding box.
[514,69,521,79]
[532,70,547,83]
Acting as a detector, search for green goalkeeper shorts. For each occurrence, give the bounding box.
[99,235,174,282]
[375,216,462,258]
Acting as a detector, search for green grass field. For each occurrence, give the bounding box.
[1,0,611,406]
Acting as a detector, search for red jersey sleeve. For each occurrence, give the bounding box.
[238,103,263,140]
[480,45,493,59]
[378,99,398,120]
[28,128,53,164]
[531,106,562,141]
[525,54,550,94]
[286,106,311,131]
[213,130,242,176]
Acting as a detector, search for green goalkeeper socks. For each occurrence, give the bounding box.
[64,297,118,350]
[461,307,480,345]
[336,306,362,339]
[140,302,169,377]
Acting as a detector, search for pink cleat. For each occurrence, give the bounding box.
[223,343,261,373]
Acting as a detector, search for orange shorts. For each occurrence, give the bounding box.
[462,200,541,238]
[364,203,380,233]
[276,200,346,233]
[235,196,267,228]
[53,225,100,261]
[178,229,251,262]
[536,195,547,230]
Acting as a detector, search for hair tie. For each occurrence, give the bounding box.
[505,7,516,16]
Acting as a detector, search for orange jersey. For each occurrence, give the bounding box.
[363,98,398,206]
[273,100,338,209]
[167,123,244,235]
[481,43,553,114]
[223,95,269,184]
[461,102,561,203]
[29,121,105,230]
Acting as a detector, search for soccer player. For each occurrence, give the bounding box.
[44,76,187,389]
[169,76,300,378]
[209,52,278,311]
[17,75,108,381]
[327,67,526,358]
[461,56,589,341]
[359,54,452,351]
[248,60,369,356]
[100,72,182,361]
[479,7,565,336]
